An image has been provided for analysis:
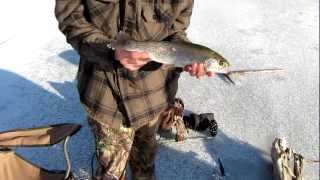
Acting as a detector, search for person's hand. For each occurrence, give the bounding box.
[115,48,151,71]
[184,62,214,79]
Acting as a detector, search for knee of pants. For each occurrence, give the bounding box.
[88,118,135,179]
[129,126,158,171]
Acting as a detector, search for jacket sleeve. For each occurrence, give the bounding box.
[166,0,194,42]
[55,0,113,65]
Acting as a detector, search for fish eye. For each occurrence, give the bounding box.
[219,61,224,66]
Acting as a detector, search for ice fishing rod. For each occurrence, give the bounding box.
[218,68,285,85]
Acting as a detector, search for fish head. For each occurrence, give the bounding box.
[205,56,231,73]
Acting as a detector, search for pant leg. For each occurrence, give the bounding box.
[88,117,135,180]
[129,116,160,180]
[166,68,182,105]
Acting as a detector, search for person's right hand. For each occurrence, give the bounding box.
[115,48,151,71]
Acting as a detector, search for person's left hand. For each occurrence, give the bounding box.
[184,62,214,79]
[115,48,151,71]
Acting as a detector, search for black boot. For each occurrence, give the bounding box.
[183,113,218,137]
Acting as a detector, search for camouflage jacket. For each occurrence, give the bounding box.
[55,0,193,129]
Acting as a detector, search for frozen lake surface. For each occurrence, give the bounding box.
[0,0,318,179]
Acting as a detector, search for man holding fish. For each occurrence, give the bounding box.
[55,0,222,179]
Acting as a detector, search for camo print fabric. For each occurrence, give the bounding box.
[88,115,160,180]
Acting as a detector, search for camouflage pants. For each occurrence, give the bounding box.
[88,116,160,180]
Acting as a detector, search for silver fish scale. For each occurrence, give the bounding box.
[125,41,212,67]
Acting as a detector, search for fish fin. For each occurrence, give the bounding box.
[117,31,131,42]
[224,74,235,85]
[217,73,235,85]
[110,31,131,49]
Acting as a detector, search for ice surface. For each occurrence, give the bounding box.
[0,0,318,179]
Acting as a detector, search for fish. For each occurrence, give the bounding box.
[110,33,284,84]
[110,33,231,74]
